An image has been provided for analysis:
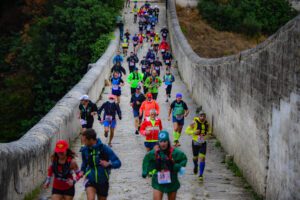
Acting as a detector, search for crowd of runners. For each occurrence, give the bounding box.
[43,1,211,200]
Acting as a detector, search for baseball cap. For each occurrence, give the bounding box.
[109,94,116,99]
[134,67,139,71]
[136,86,141,90]
[146,93,153,98]
[176,93,183,98]
[80,95,89,101]
[55,140,69,153]
[158,131,170,142]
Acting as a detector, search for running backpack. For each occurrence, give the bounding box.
[52,156,72,179]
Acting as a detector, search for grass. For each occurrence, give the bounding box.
[24,186,41,200]
[214,140,221,148]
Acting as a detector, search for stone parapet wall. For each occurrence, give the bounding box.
[0,30,120,200]
[167,0,300,199]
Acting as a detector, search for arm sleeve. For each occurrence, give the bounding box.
[127,74,132,83]
[183,102,188,110]
[142,152,153,177]
[139,121,147,136]
[104,146,122,169]
[97,103,105,119]
[121,67,126,75]
[173,150,188,173]
[185,124,195,135]
[116,104,122,118]
[159,119,163,130]
[155,102,160,115]
[80,151,87,173]
[47,164,53,177]
[139,102,145,115]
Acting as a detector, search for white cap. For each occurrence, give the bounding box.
[80,95,89,101]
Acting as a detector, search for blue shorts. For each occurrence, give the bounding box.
[133,109,139,118]
[144,141,158,149]
[112,90,121,96]
[172,116,185,126]
[103,120,117,128]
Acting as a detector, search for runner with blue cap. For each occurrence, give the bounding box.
[168,93,189,147]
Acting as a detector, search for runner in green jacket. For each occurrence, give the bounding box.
[142,131,187,200]
[144,70,162,100]
[127,67,144,95]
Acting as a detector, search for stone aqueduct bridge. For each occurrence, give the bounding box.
[0,0,299,199]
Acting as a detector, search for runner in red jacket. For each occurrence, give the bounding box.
[140,109,163,151]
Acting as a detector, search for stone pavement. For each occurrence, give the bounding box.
[39,1,254,200]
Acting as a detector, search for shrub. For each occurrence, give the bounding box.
[198,0,298,36]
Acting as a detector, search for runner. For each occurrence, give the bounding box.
[153,58,163,76]
[130,86,146,135]
[81,129,121,200]
[162,51,173,70]
[98,95,122,147]
[144,70,162,100]
[127,67,144,95]
[79,95,98,134]
[127,52,139,73]
[140,109,162,151]
[132,34,139,53]
[112,50,124,65]
[160,27,169,40]
[154,5,160,21]
[140,56,150,73]
[111,61,126,77]
[153,33,160,55]
[163,70,175,102]
[110,71,125,104]
[142,131,187,200]
[121,38,129,56]
[43,140,79,200]
[133,4,138,23]
[185,111,211,181]
[168,93,189,147]
[159,40,170,57]
[124,29,131,42]
[139,93,160,119]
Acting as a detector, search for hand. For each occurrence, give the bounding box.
[91,112,97,116]
[100,160,111,168]
[43,183,49,189]
[136,101,140,105]
[195,130,201,135]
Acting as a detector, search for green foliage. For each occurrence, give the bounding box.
[198,0,298,36]
[0,0,123,142]
[24,186,41,200]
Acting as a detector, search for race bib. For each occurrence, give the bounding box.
[176,114,184,120]
[112,84,119,90]
[134,41,138,45]
[105,115,113,122]
[155,66,160,71]
[197,135,205,144]
[157,170,171,184]
[161,49,165,53]
[130,62,135,66]
[80,119,87,125]
[149,58,153,63]
[165,60,170,64]
[146,126,160,131]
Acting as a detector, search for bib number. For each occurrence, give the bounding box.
[176,114,184,120]
[197,135,205,144]
[157,171,171,184]
[105,115,113,122]
[165,60,170,64]
[112,84,119,90]
[80,119,87,125]
[130,62,135,66]
[155,66,160,71]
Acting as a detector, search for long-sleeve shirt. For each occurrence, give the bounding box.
[139,100,160,117]
[98,102,122,120]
